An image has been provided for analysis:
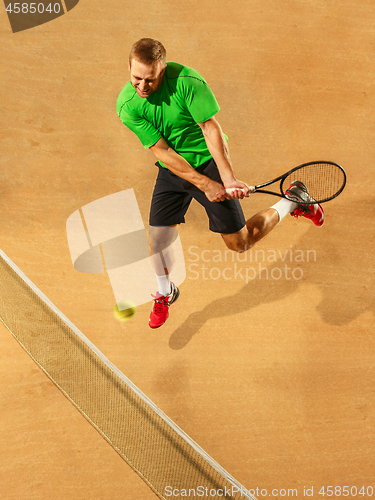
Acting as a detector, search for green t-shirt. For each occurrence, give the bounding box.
[116,62,224,169]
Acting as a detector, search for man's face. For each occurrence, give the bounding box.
[128,58,166,98]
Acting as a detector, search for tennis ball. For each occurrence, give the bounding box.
[113,301,137,322]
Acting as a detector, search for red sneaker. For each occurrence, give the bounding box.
[149,283,180,329]
[285,181,325,227]
[149,293,170,329]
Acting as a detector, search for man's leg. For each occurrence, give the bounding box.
[147,164,193,327]
[149,224,178,295]
[148,224,181,329]
[221,198,298,252]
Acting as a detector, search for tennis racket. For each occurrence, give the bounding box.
[226,161,346,205]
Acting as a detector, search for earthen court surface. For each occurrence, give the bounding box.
[0,1,374,498]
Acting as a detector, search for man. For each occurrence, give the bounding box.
[117,38,324,328]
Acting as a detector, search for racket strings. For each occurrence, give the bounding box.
[282,163,346,203]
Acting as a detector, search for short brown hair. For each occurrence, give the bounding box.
[129,38,166,66]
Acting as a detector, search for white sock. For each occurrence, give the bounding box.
[156,274,171,296]
[271,198,298,222]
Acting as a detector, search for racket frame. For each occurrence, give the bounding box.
[251,161,346,204]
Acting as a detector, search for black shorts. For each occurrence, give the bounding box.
[149,159,246,234]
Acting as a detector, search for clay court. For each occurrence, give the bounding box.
[0,1,374,498]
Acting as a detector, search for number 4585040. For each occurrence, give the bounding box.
[6,3,61,14]
[319,486,373,497]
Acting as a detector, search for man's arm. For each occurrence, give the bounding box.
[149,137,231,202]
[197,116,250,199]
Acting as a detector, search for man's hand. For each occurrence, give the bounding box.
[224,180,251,199]
[203,178,232,202]
[197,118,251,201]
[202,178,251,202]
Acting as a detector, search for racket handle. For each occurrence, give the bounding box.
[225,186,255,195]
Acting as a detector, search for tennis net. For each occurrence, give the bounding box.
[0,250,255,500]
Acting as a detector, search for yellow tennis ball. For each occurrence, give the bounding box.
[113,301,137,322]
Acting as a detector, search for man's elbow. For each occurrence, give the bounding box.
[150,138,165,153]
[149,140,172,161]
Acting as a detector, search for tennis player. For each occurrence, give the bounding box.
[117,38,324,328]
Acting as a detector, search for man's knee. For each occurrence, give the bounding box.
[221,233,251,253]
[148,225,179,253]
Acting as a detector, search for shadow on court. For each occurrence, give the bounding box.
[169,198,374,350]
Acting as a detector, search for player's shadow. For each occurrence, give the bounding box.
[169,198,375,350]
